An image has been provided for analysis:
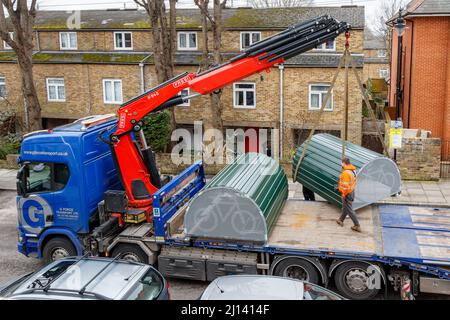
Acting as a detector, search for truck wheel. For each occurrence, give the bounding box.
[110,244,148,264]
[42,237,77,264]
[334,261,380,300]
[273,258,320,284]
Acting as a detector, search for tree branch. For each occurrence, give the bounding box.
[194,0,215,25]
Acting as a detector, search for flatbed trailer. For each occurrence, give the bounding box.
[104,163,450,300]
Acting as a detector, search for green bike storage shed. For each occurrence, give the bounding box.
[184,152,288,243]
[292,133,401,210]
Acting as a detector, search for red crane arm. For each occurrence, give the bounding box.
[111,16,349,208]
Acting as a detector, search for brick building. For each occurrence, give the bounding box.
[388,0,450,158]
[363,34,390,82]
[0,6,365,158]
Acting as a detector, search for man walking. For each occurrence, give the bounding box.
[336,157,361,232]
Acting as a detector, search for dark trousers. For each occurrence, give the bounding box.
[339,191,359,226]
[302,186,315,201]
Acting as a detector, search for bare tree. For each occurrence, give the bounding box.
[194,0,227,132]
[135,0,177,132]
[374,0,405,60]
[250,0,312,8]
[0,0,41,132]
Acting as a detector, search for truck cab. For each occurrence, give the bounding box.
[16,115,121,262]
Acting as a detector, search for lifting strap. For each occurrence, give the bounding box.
[292,32,387,182]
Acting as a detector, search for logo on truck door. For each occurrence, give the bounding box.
[18,196,53,234]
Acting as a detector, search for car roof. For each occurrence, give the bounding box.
[12,257,151,300]
[201,275,304,300]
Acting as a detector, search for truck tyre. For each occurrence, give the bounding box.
[334,261,380,300]
[42,237,77,264]
[273,258,320,284]
[110,244,148,263]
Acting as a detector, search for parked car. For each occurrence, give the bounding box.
[200,275,345,300]
[0,256,169,300]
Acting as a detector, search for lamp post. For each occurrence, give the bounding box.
[393,8,406,161]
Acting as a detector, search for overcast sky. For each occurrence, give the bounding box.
[35,0,392,29]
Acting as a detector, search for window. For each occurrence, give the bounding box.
[233,82,256,109]
[240,32,261,50]
[23,162,70,193]
[0,77,6,98]
[177,32,197,50]
[379,69,390,79]
[313,40,336,51]
[103,79,123,104]
[59,32,77,50]
[125,268,164,300]
[46,78,65,102]
[178,89,190,107]
[114,32,133,50]
[3,32,13,50]
[303,283,342,300]
[377,50,387,58]
[309,84,333,111]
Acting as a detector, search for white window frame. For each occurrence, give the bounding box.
[240,31,262,51]
[377,49,387,58]
[59,32,77,50]
[313,39,336,51]
[3,32,13,50]
[113,31,133,50]
[177,32,197,51]
[178,88,190,107]
[46,78,66,102]
[103,79,123,104]
[0,77,6,99]
[308,83,333,111]
[233,82,256,109]
[379,69,390,79]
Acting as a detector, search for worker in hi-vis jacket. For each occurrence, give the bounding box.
[336,158,361,232]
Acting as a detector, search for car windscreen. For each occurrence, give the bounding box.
[11,260,75,296]
[123,268,164,300]
[303,283,342,300]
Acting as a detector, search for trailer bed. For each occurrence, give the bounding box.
[268,200,450,265]
[268,201,381,255]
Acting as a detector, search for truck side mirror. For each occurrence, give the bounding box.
[16,164,28,197]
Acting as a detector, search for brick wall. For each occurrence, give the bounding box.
[37,31,154,52]
[32,29,363,53]
[155,152,293,177]
[0,24,365,159]
[282,66,363,157]
[363,62,389,81]
[390,16,450,158]
[396,137,441,181]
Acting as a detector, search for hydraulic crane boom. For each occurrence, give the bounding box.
[110,15,349,209]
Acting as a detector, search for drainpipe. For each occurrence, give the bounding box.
[139,62,145,93]
[139,53,153,93]
[35,30,40,51]
[279,63,284,159]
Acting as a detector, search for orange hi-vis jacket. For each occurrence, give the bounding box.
[338,164,357,197]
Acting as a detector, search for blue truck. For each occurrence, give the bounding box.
[15,115,450,300]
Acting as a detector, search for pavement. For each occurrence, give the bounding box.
[0,169,16,190]
[379,180,450,206]
[288,180,450,207]
[4,167,450,207]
